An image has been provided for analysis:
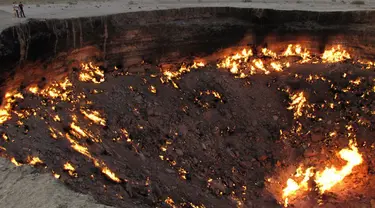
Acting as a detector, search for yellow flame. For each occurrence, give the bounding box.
[10,157,22,166]
[149,85,157,94]
[27,156,43,165]
[70,122,88,138]
[79,62,105,84]
[287,91,307,118]
[282,140,363,206]
[64,162,78,177]
[315,140,363,193]
[80,109,106,126]
[321,45,351,63]
[282,167,313,207]
[101,166,121,183]
[28,86,39,94]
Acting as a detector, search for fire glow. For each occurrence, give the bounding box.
[282,139,363,207]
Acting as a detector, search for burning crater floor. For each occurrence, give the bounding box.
[0,45,375,208]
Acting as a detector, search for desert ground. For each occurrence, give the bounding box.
[0,0,374,30]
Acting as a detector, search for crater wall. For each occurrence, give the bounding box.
[0,7,375,84]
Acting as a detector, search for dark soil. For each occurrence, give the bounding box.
[0,60,374,208]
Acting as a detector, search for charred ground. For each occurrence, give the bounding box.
[0,53,374,208]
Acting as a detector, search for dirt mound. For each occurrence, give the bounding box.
[0,44,374,208]
[0,157,113,208]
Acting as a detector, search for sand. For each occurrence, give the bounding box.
[0,0,374,31]
[0,158,113,208]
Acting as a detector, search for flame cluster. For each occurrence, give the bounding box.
[160,61,205,88]
[79,62,105,84]
[282,139,363,207]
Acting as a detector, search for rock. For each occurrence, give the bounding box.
[304,148,318,157]
[252,120,258,126]
[152,184,162,198]
[177,125,188,136]
[125,183,133,197]
[147,108,155,116]
[175,149,183,156]
[239,161,252,168]
[134,95,143,103]
[258,155,268,161]
[272,115,279,121]
[311,133,321,142]
[165,168,175,174]
[370,199,375,208]
[211,180,226,193]
[128,66,146,73]
[138,153,146,161]
[201,143,207,150]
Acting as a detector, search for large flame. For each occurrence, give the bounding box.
[322,45,351,63]
[282,139,363,207]
[315,140,363,193]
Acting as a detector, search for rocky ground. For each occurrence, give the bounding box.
[0,47,374,207]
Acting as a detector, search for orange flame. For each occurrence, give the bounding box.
[64,162,78,177]
[287,91,307,119]
[10,157,22,166]
[27,156,43,166]
[80,109,106,126]
[315,140,363,193]
[321,45,351,63]
[101,166,121,183]
[79,62,105,84]
[282,139,363,206]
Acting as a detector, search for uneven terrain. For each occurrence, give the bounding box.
[0,44,374,207]
[0,1,375,208]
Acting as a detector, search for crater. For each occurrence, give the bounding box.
[0,7,374,208]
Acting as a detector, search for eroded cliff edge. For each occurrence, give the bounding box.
[0,7,375,87]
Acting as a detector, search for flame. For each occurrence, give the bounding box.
[178,167,187,180]
[64,162,78,177]
[165,197,176,208]
[40,78,73,101]
[149,85,157,94]
[65,134,121,183]
[0,91,24,124]
[27,156,43,165]
[282,167,314,207]
[281,140,363,206]
[191,61,205,69]
[10,157,22,166]
[217,48,253,75]
[28,86,39,94]
[79,62,105,84]
[80,109,106,126]
[315,140,363,193]
[262,48,278,58]
[101,166,121,183]
[287,91,307,118]
[53,172,61,179]
[321,45,351,63]
[70,122,88,138]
